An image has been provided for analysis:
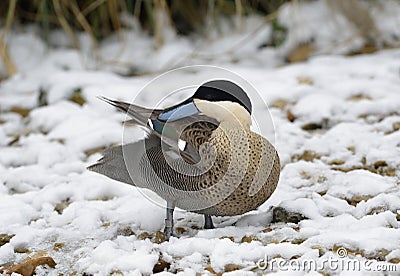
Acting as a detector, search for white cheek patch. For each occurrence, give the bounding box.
[193,99,252,127]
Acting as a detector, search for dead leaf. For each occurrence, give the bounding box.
[271,99,289,109]
[1,256,56,276]
[241,235,259,243]
[287,110,296,122]
[224,264,243,272]
[287,44,315,63]
[154,231,166,244]
[347,94,372,101]
[10,107,30,117]
[0,234,14,246]
[152,257,170,273]
[297,76,313,85]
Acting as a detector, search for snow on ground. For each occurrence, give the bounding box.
[1,2,400,275]
[1,47,399,275]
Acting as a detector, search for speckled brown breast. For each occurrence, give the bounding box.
[179,122,280,216]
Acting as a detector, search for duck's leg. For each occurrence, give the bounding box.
[204,214,215,229]
[164,201,175,239]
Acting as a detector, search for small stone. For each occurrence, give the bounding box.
[328,159,345,165]
[383,168,396,177]
[220,236,235,242]
[374,160,388,169]
[152,257,170,273]
[347,45,378,55]
[175,227,187,234]
[347,146,356,153]
[287,43,315,63]
[271,99,289,109]
[117,226,135,236]
[50,138,65,144]
[154,231,166,244]
[272,207,307,224]
[54,243,64,251]
[37,88,48,107]
[364,249,390,261]
[95,196,114,201]
[241,235,259,243]
[345,196,372,206]
[287,110,296,122]
[14,248,30,254]
[110,270,124,275]
[347,94,372,101]
[389,258,400,264]
[361,156,367,165]
[204,266,217,274]
[7,135,20,146]
[10,107,30,117]
[0,234,14,246]
[367,206,387,215]
[69,88,86,106]
[301,123,323,131]
[54,198,70,214]
[262,228,272,233]
[2,256,56,276]
[393,122,400,132]
[292,150,321,162]
[224,264,243,272]
[138,232,151,240]
[311,246,324,257]
[297,76,314,85]
[291,238,305,244]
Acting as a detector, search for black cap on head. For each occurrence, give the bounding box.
[192,80,252,114]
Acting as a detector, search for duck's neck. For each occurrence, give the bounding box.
[194,99,252,128]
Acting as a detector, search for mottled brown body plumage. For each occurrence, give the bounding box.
[179,121,280,216]
[89,80,280,238]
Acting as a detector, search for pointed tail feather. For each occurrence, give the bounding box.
[98,96,161,127]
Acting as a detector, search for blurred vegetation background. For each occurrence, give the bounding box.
[0,0,287,42]
[0,0,290,77]
[0,0,399,78]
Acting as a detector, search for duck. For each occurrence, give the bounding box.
[88,80,280,239]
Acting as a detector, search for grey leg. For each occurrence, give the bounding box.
[204,214,215,229]
[164,201,175,239]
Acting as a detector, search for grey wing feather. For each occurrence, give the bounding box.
[88,133,163,185]
[87,144,135,185]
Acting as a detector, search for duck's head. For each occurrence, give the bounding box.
[158,80,252,127]
[192,80,252,127]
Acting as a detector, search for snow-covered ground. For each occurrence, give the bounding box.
[1,1,400,275]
